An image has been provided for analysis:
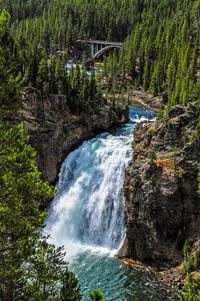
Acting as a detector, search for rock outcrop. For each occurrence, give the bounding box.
[130,90,165,111]
[120,102,200,269]
[16,87,128,185]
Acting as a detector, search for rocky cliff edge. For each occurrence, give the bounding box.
[120,102,200,269]
[16,87,128,187]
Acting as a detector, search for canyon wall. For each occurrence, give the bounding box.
[121,102,200,269]
[16,88,128,187]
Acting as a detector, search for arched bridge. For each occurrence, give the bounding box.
[80,40,123,59]
[93,45,121,59]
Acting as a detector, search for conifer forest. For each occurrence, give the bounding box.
[0,0,200,300]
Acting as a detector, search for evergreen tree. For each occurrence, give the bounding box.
[36,56,50,94]
[0,121,54,299]
[0,10,82,300]
[0,9,21,119]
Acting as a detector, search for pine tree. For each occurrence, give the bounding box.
[0,122,55,299]
[60,268,82,301]
[0,12,82,300]
[36,56,50,94]
[0,9,21,120]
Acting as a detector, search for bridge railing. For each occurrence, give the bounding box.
[78,39,123,59]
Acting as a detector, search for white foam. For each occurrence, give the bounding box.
[44,115,147,259]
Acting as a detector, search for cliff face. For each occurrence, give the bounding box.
[121,102,200,269]
[16,88,128,186]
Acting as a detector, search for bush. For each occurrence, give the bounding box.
[89,289,105,301]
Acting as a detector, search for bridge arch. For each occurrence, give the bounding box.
[93,45,121,59]
[80,40,122,58]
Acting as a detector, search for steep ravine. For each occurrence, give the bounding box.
[15,87,128,187]
[44,105,178,300]
[120,102,200,269]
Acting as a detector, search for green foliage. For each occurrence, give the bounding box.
[20,236,82,301]
[36,57,50,94]
[179,239,200,300]
[0,9,21,119]
[0,121,82,300]
[147,129,155,136]
[1,0,200,114]
[147,148,157,165]
[0,12,82,300]
[60,268,82,301]
[89,289,105,301]
[149,175,160,193]
[182,239,200,274]
[0,122,48,297]
[0,122,81,300]
[3,0,200,115]
[179,274,200,301]
[184,251,200,274]
[184,240,193,264]
[157,106,164,120]
[0,0,152,53]
[22,50,101,114]
[198,165,200,194]
[194,117,200,137]
[100,0,200,111]
[121,114,126,123]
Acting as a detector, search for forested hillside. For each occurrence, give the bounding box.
[104,0,200,113]
[0,0,149,48]
[1,0,200,299]
[1,0,200,114]
[0,9,82,300]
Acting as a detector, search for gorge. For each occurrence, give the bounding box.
[13,68,200,299]
[17,87,200,297]
[43,104,178,300]
[1,0,200,299]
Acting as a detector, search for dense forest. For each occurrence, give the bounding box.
[103,0,200,113]
[1,0,200,299]
[0,9,83,300]
[1,0,200,113]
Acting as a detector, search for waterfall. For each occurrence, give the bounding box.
[44,124,134,256]
[44,106,156,257]
[43,108,176,301]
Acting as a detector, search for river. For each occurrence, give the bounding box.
[44,104,177,301]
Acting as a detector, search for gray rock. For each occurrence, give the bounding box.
[16,87,128,188]
[120,102,200,269]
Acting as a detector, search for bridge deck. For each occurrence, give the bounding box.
[80,39,123,46]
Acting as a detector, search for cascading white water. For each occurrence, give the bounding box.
[45,123,134,255]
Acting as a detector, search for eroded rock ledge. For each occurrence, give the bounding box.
[16,87,128,186]
[120,102,200,269]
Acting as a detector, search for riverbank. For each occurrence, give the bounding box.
[160,238,200,295]
[120,258,180,300]
[129,90,164,112]
[104,90,164,112]
[120,248,200,298]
